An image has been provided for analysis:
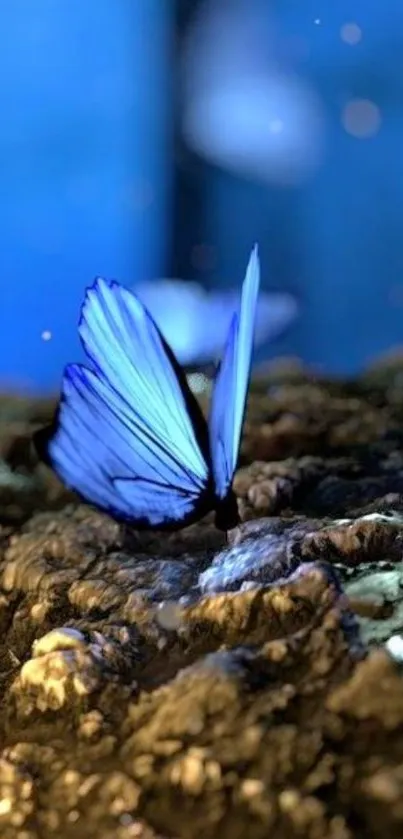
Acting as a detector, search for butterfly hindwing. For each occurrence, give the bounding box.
[208,246,260,500]
[43,279,212,528]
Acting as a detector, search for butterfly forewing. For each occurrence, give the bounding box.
[80,281,208,480]
[209,246,260,500]
[44,279,211,527]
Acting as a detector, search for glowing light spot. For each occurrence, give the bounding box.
[155,601,183,631]
[342,99,381,139]
[269,118,284,134]
[314,19,321,25]
[340,22,362,45]
[41,330,52,341]
[386,634,403,664]
[187,372,210,395]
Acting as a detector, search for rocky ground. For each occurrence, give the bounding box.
[1,356,403,838]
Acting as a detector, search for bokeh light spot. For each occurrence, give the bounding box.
[269,118,284,134]
[41,330,52,341]
[340,22,362,45]
[187,372,210,395]
[155,602,183,631]
[342,99,381,138]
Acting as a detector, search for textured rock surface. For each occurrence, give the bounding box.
[1,358,403,837]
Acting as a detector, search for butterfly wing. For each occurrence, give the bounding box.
[135,279,209,365]
[209,245,260,501]
[36,279,212,528]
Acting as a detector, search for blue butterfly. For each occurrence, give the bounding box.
[35,246,260,531]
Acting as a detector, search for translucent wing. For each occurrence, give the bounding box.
[39,279,211,528]
[209,246,260,499]
[135,278,297,366]
[135,279,209,365]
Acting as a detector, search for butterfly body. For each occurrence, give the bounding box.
[213,489,240,532]
[34,248,260,532]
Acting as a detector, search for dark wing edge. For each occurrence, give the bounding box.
[33,277,215,530]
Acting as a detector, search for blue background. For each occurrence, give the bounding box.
[0,0,172,391]
[1,0,403,389]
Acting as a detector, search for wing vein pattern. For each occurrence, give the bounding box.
[48,279,209,525]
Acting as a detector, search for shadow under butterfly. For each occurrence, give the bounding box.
[34,247,261,532]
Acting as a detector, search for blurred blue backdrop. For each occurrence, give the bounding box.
[0,0,172,391]
[1,0,403,390]
[193,0,403,375]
